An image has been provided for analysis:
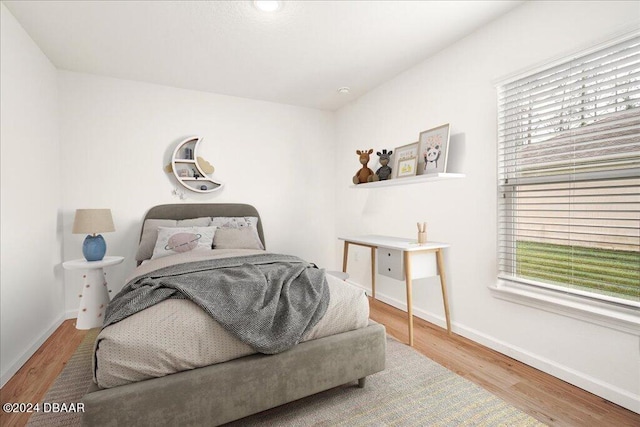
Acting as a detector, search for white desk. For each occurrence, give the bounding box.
[63,256,124,329]
[339,235,451,346]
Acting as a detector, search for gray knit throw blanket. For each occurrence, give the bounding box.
[104,253,330,354]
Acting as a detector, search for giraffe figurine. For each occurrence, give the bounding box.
[353,149,374,184]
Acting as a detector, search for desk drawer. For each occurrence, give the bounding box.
[377,248,404,281]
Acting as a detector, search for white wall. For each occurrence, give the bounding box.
[58,72,336,314]
[3,0,638,412]
[0,3,63,387]
[334,1,640,412]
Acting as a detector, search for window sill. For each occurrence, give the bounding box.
[490,279,639,336]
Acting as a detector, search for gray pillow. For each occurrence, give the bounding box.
[135,217,211,261]
[214,228,264,250]
[210,217,264,250]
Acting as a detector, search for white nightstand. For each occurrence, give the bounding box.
[63,256,124,329]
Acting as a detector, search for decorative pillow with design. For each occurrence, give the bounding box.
[136,217,211,262]
[209,217,264,250]
[151,226,217,260]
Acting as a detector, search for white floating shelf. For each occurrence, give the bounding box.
[350,173,465,189]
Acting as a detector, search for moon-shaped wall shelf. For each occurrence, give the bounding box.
[171,136,223,193]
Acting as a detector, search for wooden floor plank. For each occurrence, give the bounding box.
[368,297,640,427]
[0,320,87,427]
[1,302,639,426]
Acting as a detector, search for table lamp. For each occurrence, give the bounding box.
[72,209,115,261]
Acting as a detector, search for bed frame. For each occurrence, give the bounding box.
[81,203,386,426]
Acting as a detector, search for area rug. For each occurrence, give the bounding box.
[27,328,99,427]
[29,330,545,426]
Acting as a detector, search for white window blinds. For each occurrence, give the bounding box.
[497,35,640,304]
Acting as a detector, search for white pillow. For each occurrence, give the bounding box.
[151,226,217,260]
[136,217,212,261]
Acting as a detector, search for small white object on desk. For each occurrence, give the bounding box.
[63,256,124,329]
[339,235,451,346]
[417,222,427,244]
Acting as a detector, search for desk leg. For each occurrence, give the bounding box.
[404,251,414,346]
[370,247,376,299]
[342,241,349,273]
[436,249,452,335]
[76,268,110,330]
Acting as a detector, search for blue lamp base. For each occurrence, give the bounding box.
[83,234,106,261]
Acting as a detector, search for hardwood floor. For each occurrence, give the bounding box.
[0,320,87,427]
[1,303,638,427]
[368,298,640,427]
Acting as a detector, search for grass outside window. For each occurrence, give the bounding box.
[515,241,640,302]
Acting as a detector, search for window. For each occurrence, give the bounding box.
[497,35,640,310]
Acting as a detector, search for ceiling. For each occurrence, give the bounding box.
[4,1,522,111]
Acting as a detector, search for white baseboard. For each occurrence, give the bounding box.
[65,309,78,320]
[0,314,65,388]
[458,323,640,414]
[347,280,640,414]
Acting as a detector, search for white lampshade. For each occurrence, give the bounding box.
[72,209,115,235]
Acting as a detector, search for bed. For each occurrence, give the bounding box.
[81,203,386,426]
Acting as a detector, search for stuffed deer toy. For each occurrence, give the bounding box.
[353,149,374,184]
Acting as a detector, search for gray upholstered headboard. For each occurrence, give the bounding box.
[141,203,266,248]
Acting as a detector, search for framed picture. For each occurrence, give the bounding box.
[393,142,419,179]
[418,123,450,174]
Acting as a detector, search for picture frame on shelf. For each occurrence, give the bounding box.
[393,142,419,179]
[418,123,450,175]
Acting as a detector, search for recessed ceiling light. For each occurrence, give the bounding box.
[337,87,351,95]
[253,1,282,12]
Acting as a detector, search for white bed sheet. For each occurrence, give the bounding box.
[94,250,369,388]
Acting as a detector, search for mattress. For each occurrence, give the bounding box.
[94,249,369,388]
